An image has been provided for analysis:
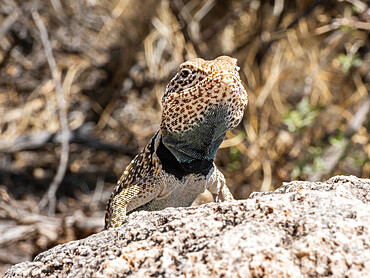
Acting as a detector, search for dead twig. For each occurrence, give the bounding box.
[0,187,103,261]
[0,123,137,155]
[309,98,370,182]
[32,11,70,216]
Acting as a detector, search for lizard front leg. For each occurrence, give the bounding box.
[105,174,163,229]
[207,166,234,202]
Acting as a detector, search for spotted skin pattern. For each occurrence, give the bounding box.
[162,56,247,133]
[105,56,248,229]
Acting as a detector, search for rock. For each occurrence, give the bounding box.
[5,176,370,277]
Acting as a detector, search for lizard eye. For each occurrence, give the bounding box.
[179,68,192,79]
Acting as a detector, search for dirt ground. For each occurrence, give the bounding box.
[0,0,369,274]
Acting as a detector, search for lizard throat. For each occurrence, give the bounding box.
[156,137,212,179]
[159,107,229,178]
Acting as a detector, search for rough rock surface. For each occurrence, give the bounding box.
[5,176,370,277]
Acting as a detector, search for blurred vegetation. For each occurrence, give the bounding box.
[0,0,369,273]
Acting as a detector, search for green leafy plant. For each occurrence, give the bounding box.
[338,53,362,74]
[291,146,325,179]
[227,146,242,171]
[282,97,319,132]
[291,130,349,179]
[329,129,346,147]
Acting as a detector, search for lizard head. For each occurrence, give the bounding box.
[161,56,248,134]
[159,56,248,174]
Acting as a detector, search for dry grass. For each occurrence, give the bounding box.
[0,0,369,274]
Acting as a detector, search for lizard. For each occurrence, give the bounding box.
[104,56,248,229]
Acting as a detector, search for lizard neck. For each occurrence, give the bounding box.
[156,137,215,179]
[159,106,229,178]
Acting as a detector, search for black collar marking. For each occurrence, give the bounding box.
[155,136,213,179]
